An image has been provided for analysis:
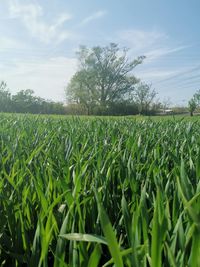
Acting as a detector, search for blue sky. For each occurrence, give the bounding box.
[0,0,200,105]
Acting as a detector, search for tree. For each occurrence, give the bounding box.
[66,43,145,114]
[0,81,67,115]
[188,98,197,116]
[134,83,157,114]
[12,89,36,113]
[194,89,200,104]
[162,97,172,112]
[0,81,12,112]
[188,90,200,116]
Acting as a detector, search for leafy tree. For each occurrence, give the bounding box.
[188,98,197,116]
[0,81,12,112]
[188,90,200,116]
[0,81,67,115]
[134,83,157,114]
[194,89,200,104]
[66,43,145,114]
[12,89,36,113]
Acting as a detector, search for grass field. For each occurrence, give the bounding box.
[0,114,200,267]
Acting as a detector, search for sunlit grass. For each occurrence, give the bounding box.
[0,114,200,266]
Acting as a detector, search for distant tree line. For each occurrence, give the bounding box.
[0,79,160,116]
[0,81,65,114]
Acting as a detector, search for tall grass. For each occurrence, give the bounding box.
[0,114,199,266]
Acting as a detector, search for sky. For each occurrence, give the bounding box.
[0,0,200,105]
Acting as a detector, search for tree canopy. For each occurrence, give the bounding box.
[0,82,66,115]
[66,43,145,114]
[188,89,200,116]
[134,83,157,114]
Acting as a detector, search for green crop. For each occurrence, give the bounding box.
[0,114,199,266]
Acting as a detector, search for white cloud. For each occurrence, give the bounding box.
[55,14,72,27]
[116,28,193,99]
[9,0,43,18]
[134,63,200,105]
[136,69,180,80]
[0,57,77,101]
[0,37,27,50]
[8,0,73,44]
[116,29,188,63]
[117,29,168,52]
[144,46,188,63]
[135,64,200,85]
[80,10,107,26]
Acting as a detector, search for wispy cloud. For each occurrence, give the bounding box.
[116,29,188,62]
[144,46,188,63]
[0,36,27,50]
[136,69,180,80]
[8,0,73,44]
[80,10,107,26]
[116,28,192,86]
[0,56,77,101]
[117,29,168,52]
[9,0,43,19]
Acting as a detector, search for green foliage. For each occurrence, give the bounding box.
[66,43,145,113]
[0,82,66,115]
[188,98,197,116]
[0,114,200,266]
[135,83,157,114]
[0,81,12,112]
[188,89,200,116]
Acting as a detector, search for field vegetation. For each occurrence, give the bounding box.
[0,114,200,266]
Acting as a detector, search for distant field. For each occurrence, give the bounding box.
[0,113,200,266]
